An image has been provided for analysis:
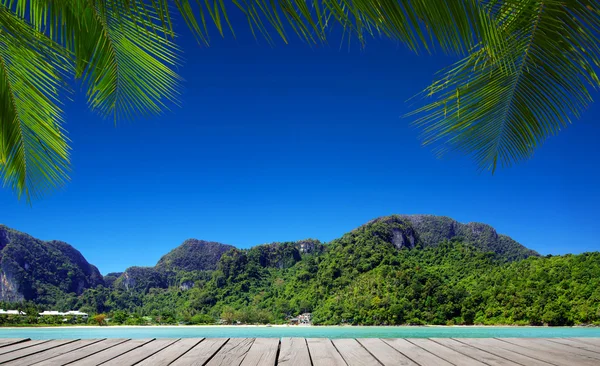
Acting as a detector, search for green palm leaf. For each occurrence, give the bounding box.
[0,5,70,201]
[410,0,600,171]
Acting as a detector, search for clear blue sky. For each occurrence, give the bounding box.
[1,21,599,274]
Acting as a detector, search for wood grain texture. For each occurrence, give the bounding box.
[306,338,347,366]
[357,338,417,366]
[136,338,203,366]
[382,338,454,366]
[430,338,521,366]
[549,338,600,354]
[170,338,229,366]
[240,338,279,366]
[206,338,254,366]
[408,338,487,366]
[101,338,179,366]
[455,338,553,366]
[572,338,600,347]
[32,338,129,366]
[0,339,77,364]
[331,338,381,366]
[0,339,49,355]
[69,339,154,366]
[0,338,29,348]
[278,338,312,366]
[497,338,600,365]
[506,338,600,360]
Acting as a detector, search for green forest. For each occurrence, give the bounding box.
[1,216,599,327]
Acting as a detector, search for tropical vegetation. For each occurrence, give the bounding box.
[1,216,599,327]
[0,1,598,200]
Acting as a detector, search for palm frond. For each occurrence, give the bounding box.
[0,5,70,201]
[410,0,600,172]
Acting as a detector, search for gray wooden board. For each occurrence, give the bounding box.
[331,338,381,366]
[430,338,521,366]
[382,338,454,366]
[68,338,154,366]
[357,338,417,366]
[205,338,254,366]
[31,338,129,366]
[101,338,179,366]
[136,338,203,366]
[549,338,600,353]
[278,338,312,366]
[240,338,279,366]
[306,338,347,366]
[170,338,229,366]
[408,338,488,366]
[497,338,600,365]
[0,339,77,364]
[507,338,600,360]
[0,339,49,355]
[570,338,600,347]
[0,338,29,348]
[455,338,554,366]
[472,338,593,366]
[2,339,103,366]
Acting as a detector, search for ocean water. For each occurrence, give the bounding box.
[0,326,599,339]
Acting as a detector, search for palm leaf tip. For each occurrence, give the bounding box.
[409,0,600,172]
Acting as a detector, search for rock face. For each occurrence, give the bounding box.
[376,215,539,261]
[0,225,104,302]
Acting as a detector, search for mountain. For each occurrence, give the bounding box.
[114,239,235,292]
[0,225,103,303]
[5,215,579,327]
[156,239,235,272]
[69,214,597,327]
[377,215,539,260]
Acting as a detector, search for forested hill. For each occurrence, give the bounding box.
[0,225,103,304]
[4,215,599,326]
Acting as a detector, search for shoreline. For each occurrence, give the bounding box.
[0,324,596,329]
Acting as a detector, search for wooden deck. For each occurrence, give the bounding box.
[0,337,598,365]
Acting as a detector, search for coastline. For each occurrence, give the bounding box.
[0,324,595,329]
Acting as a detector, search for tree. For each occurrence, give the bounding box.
[92,313,107,326]
[0,1,598,200]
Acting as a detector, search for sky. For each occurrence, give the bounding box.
[1,16,599,274]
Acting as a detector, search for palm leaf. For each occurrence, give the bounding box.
[0,5,70,201]
[410,0,600,171]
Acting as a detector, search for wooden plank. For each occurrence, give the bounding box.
[470,338,595,366]
[3,339,104,366]
[357,338,417,366]
[500,338,600,362]
[206,338,254,366]
[68,339,154,366]
[0,339,77,364]
[0,339,49,355]
[516,338,600,359]
[549,338,600,354]
[431,338,521,366]
[240,338,279,366]
[455,338,553,366]
[332,338,381,366]
[278,338,312,366]
[170,338,229,366]
[0,338,29,348]
[306,338,347,366]
[136,338,203,366]
[382,338,454,366]
[409,338,487,366]
[31,338,129,366]
[101,338,179,366]
[568,338,600,347]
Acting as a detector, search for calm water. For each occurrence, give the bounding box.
[0,326,599,339]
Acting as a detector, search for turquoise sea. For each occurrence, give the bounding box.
[0,326,599,339]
